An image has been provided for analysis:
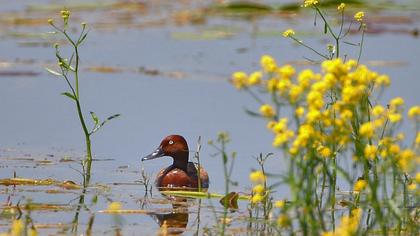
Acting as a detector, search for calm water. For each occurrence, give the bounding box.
[1,0,419,235]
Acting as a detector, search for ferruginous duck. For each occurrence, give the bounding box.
[141,135,209,190]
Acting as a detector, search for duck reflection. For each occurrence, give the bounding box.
[150,199,189,235]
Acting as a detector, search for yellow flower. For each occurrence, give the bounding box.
[273,118,288,133]
[107,201,122,211]
[11,219,24,236]
[388,113,402,123]
[277,214,291,227]
[354,11,365,22]
[60,10,70,20]
[407,182,417,191]
[375,75,391,87]
[306,109,321,123]
[298,69,315,88]
[277,79,291,94]
[48,18,53,24]
[390,97,404,107]
[337,3,346,12]
[307,90,324,110]
[248,71,262,86]
[372,105,385,116]
[251,194,263,203]
[289,85,303,103]
[29,228,38,236]
[359,122,375,138]
[274,200,285,208]
[408,106,420,119]
[259,104,276,118]
[398,149,415,172]
[415,172,420,184]
[260,55,277,73]
[354,179,367,192]
[364,144,377,160]
[266,78,278,93]
[295,106,305,117]
[283,29,295,38]
[340,109,353,120]
[277,64,296,78]
[389,144,400,155]
[317,145,332,158]
[253,184,265,194]
[249,170,266,183]
[273,130,294,147]
[303,0,319,7]
[231,71,248,90]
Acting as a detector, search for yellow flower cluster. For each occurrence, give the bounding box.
[260,104,276,118]
[337,3,346,12]
[353,179,367,192]
[354,11,364,22]
[267,118,295,147]
[408,106,420,119]
[60,10,70,20]
[233,56,419,174]
[303,0,319,7]
[249,171,267,203]
[249,170,266,183]
[282,29,295,38]
[323,208,362,236]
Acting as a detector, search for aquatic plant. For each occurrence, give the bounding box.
[45,10,120,185]
[208,132,238,236]
[231,2,419,235]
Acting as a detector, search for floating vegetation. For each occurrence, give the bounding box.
[0,178,80,189]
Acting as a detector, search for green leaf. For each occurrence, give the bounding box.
[324,22,328,34]
[244,108,262,117]
[99,114,120,128]
[90,112,99,126]
[61,92,76,101]
[45,67,62,76]
[78,32,88,45]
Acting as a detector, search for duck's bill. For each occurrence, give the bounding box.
[141,147,165,161]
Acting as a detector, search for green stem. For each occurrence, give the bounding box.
[357,29,365,65]
[291,37,329,60]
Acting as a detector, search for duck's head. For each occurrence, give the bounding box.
[142,135,189,168]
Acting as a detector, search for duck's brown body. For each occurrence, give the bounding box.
[156,162,209,189]
[142,135,210,190]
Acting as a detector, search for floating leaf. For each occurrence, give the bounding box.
[219,192,239,209]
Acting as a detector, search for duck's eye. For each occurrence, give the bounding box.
[168,140,174,145]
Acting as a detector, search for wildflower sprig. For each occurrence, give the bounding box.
[283,2,367,62]
[46,10,120,186]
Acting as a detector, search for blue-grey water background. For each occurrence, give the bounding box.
[0,0,419,234]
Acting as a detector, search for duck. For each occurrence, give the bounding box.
[141,135,209,190]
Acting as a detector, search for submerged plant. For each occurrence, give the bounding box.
[231,2,419,235]
[46,10,120,185]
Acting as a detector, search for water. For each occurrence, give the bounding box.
[1,1,419,235]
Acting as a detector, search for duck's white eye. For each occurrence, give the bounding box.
[169,140,174,145]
